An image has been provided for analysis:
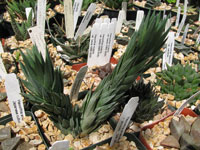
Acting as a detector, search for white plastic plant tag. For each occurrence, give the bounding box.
[162,51,166,70]
[110,97,139,147]
[49,140,69,150]
[87,23,100,67]
[193,26,200,36]
[115,10,126,34]
[5,73,25,123]
[25,7,34,20]
[165,19,171,32]
[122,2,127,19]
[176,0,187,38]
[176,0,180,7]
[0,57,7,80]
[104,19,117,64]
[74,3,96,40]
[162,32,175,70]
[199,9,200,21]
[70,66,88,101]
[135,10,144,31]
[64,0,74,38]
[36,0,46,38]
[0,41,4,53]
[28,26,46,60]
[174,91,200,116]
[196,33,200,46]
[73,0,83,31]
[87,19,116,67]
[175,7,181,27]
[181,23,189,44]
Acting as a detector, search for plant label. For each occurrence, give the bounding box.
[25,7,34,20]
[0,41,4,53]
[73,0,83,31]
[176,0,180,7]
[87,18,116,67]
[110,97,139,147]
[122,2,127,19]
[74,3,96,40]
[193,26,200,36]
[5,73,25,123]
[175,7,181,27]
[87,23,100,66]
[64,0,74,38]
[196,33,200,46]
[135,10,144,31]
[28,26,46,60]
[36,0,46,38]
[181,23,189,44]
[199,9,200,21]
[115,10,126,34]
[49,140,69,150]
[174,91,200,116]
[70,66,88,101]
[165,19,171,32]
[162,32,175,70]
[0,57,7,80]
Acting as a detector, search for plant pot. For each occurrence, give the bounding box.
[82,132,147,150]
[71,57,118,71]
[139,108,198,150]
[133,3,171,16]
[0,111,47,149]
[102,8,138,21]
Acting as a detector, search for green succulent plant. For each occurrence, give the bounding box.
[59,0,97,11]
[6,0,36,20]
[161,116,200,150]
[145,0,162,8]
[47,22,90,62]
[9,9,32,41]
[156,63,200,102]
[164,0,176,4]
[102,0,133,10]
[20,12,169,137]
[126,79,164,123]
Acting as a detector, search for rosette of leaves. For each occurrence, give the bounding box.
[8,9,32,41]
[101,0,133,10]
[6,0,36,20]
[164,0,176,4]
[145,0,162,9]
[59,0,97,11]
[160,116,200,150]
[126,79,164,123]
[20,12,169,137]
[47,22,90,62]
[156,63,200,102]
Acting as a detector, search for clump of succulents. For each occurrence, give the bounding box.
[47,22,90,62]
[6,0,36,20]
[102,0,133,10]
[160,116,200,150]
[20,12,169,137]
[59,0,97,11]
[156,63,200,102]
[8,9,32,41]
[145,0,162,8]
[126,79,164,123]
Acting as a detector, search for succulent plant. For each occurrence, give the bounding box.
[9,9,32,41]
[164,0,176,4]
[160,116,200,150]
[20,12,169,136]
[59,0,97,11]
[156,63,200,102]
[145,0,162,9]
[47,22,90,62]
[6,0,36,20]
[126,79,164,123]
